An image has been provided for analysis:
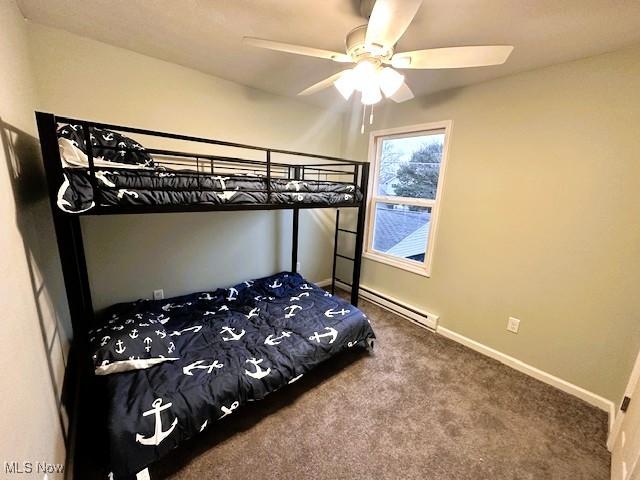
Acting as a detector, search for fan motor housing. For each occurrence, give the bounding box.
[345,25,393,62]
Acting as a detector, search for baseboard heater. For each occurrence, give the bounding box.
[334,278,439,331]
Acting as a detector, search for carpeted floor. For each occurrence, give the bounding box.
[145,296,610,480]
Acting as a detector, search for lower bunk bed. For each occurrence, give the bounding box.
[88,271,376,478]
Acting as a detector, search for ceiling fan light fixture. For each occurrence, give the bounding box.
[378,67,404,97]
[334,70,356,100]
[361,82,382,105]
[352,60,378,91]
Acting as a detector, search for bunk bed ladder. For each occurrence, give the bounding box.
[331,162,369,307]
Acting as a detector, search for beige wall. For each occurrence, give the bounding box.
[27,23,343,310]
[0,0,68,474]
[342,45,640,404]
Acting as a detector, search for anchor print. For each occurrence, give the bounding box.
[290,292,310,301]
[285,180,308,191]
[138,322,150,327]
[227,288,238,301]
[269,279,282,289]
[170,325,202,336]
[212,176,230,190]
[324,291,332,297]
[135,314,143,319]
[199,293,216,301]
[245,307,260,319]
[220,327,245,341]
[155,329,167,339]
[182,360,224,376]
[100,336,111,347]
[300,283,313,290]
[203,311,216,316]
[217,189,238,201]
[114,339,126,354]
[243,280,254,287]
[112,325,124,331]
[219,305,229,312]
[129,329,139,339]
[284,304,302,319]
[135,398,178,446]
[324,308,350,318]
[125,319,134,325]
[347,341,359,348]
[117,189,139,199]
[102,132,114,141]
[309,327,338,344]
[143,337,153,352]
[288,374,303,384]
[167,342,176,354]
[244,358,271,379]
[156,314,170,324]
[219,401,239,419]
[264,331,292,346]
[95,171,116,187]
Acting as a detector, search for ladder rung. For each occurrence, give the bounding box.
[334,277,353,287]
[336,253,355,261]
[338,228,357,235]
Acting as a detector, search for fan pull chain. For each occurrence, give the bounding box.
[370,104,374,125]
[361,103,366,134]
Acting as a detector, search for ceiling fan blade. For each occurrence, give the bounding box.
[391,45,514,69]
[298,71,346,96]
[243,37,352,63]
[390,82,414,103]
[365,0,423,50]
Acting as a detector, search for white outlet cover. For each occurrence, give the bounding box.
[153,289,164,300]
[507,316,520,333]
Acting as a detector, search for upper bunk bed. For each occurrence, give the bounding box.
[35,112,368,215]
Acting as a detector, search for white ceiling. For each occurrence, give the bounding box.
[17,0,640,108]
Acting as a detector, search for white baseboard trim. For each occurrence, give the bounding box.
[437,326,615,432]
[315,278,332,288]
[325,278,616,435]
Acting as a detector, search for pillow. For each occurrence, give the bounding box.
[88,312,178,375]
[58,124,155,167]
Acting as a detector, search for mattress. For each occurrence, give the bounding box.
[57,167,362,213]
[99,272,375,477]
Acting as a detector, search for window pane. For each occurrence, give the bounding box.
[372,202,431,263]
[377,132,445,200]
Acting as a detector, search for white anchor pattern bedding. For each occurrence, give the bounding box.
[88,314,177,375]
[57,167,362,213]
[100,272,375,477]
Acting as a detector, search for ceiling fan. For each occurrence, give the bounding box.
[243,0,514,106]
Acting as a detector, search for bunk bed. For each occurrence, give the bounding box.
[35,112,373,479]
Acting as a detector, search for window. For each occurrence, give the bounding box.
[365,121,451,276]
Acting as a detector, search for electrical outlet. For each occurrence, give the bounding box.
[296,261,301,272]
[153,289,164,300]
[507,316,520,334]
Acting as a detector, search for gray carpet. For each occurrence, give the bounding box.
[151,296,610,480]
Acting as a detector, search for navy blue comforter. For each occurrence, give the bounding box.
[102,272,375,477]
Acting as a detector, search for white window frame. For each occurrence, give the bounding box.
[364,120,452,277]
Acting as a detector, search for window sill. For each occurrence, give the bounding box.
[363,251,431,277]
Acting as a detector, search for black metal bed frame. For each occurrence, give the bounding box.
[35,111,368,478]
